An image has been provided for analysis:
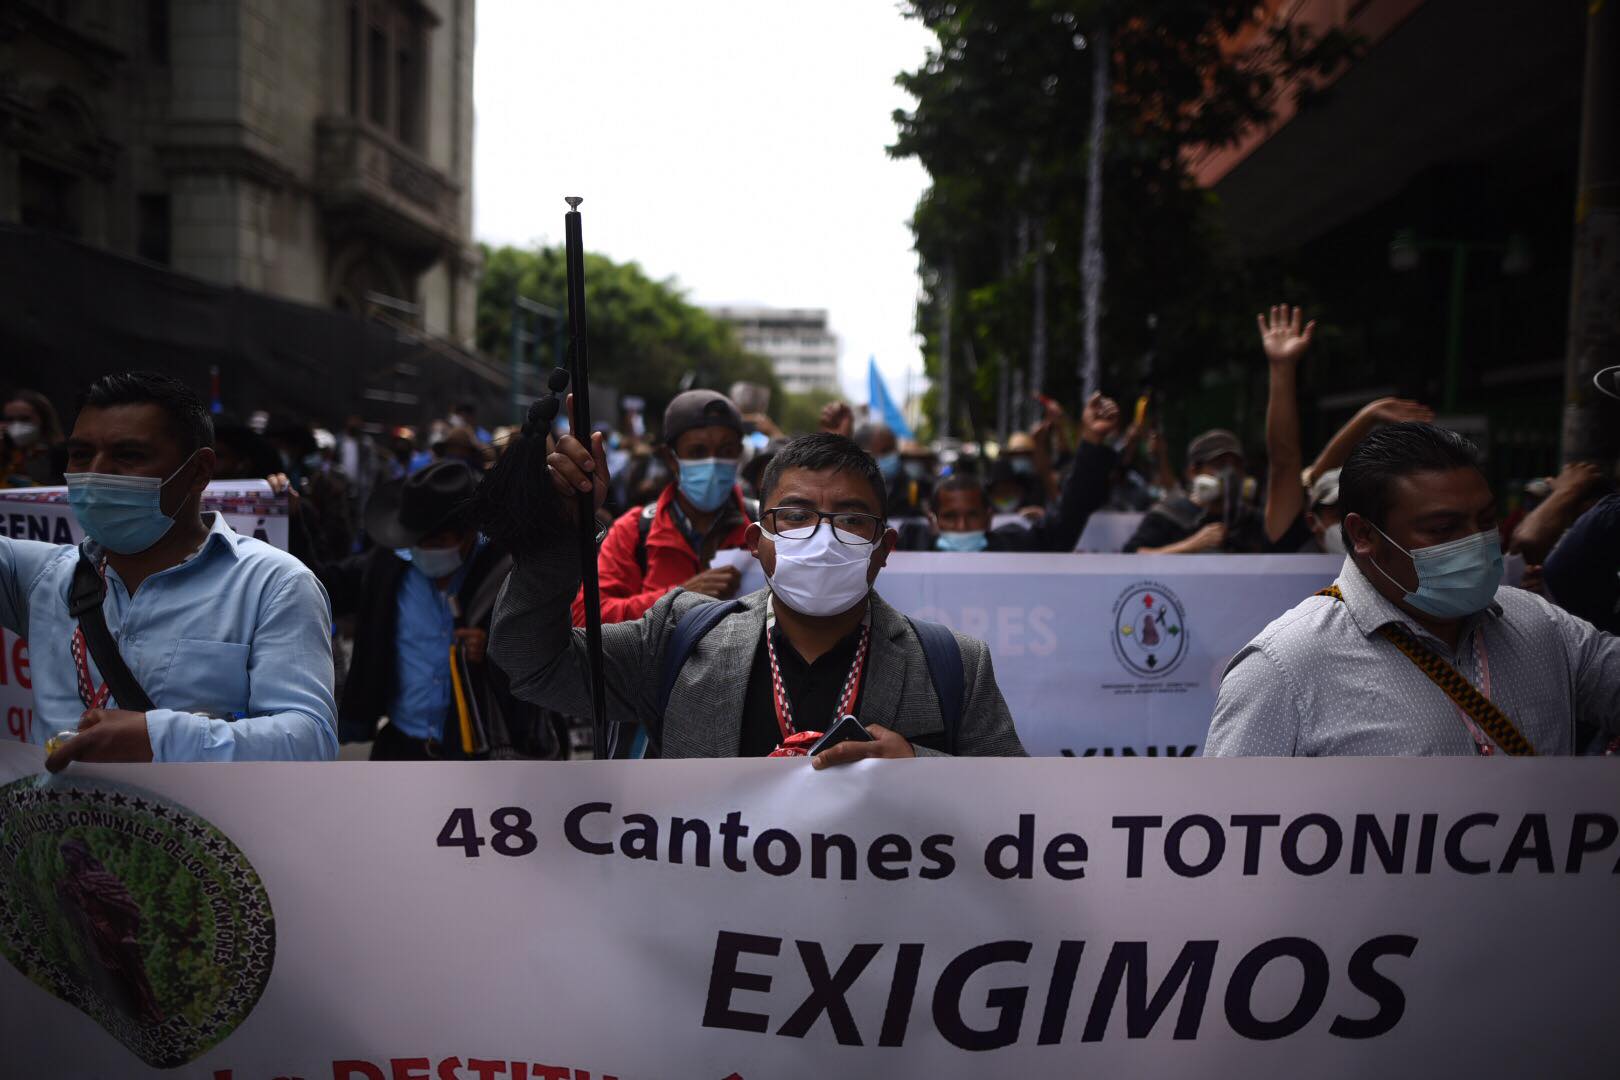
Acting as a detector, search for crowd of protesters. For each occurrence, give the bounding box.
[1,302,1617,766]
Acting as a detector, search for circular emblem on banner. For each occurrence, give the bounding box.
[0,775,275,1068]
[1111,581,1188,679]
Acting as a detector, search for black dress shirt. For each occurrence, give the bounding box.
[739,621,869,756]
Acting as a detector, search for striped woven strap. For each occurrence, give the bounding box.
[1315,586,1536,756]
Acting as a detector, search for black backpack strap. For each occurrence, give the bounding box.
[634,503,657,577]
[906,617,964,755]
[67,546,155,713]
[626,597,744,758]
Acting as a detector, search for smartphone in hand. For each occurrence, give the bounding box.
[810,714,875,757]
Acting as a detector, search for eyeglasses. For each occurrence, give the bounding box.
[764,506,885,545]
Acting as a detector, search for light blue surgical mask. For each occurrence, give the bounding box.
[1369,525,1503,619]
[677,457,739,512]
[408,543,467,581]
[1008,455,1034,477]
[876,452,901,483]
[937,529,989,553]
[66,453,198,555]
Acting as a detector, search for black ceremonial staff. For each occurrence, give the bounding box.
[564,196,609,754]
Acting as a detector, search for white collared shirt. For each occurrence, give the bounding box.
[1205,557,1620,756]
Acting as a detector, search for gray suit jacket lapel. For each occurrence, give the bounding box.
[858,594,911,731]
[662,591,767,758]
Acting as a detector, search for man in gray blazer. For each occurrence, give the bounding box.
[490,428,1025,763]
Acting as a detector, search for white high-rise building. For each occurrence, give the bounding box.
[709,305,839,395]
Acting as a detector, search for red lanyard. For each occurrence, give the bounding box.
[71,626,111,711]
[764,618,870,742]
[69,558,112,711]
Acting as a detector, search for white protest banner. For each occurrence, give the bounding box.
[0,482,289,744]
[875,553,1344,757]
[0,743,1615,1078]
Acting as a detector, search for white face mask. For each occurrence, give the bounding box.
[1189,473,1222,507]
[765,521,875,617]
[5,421,40,447]
[409,543,467,580]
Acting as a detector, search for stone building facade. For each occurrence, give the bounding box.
[0,0,478,348]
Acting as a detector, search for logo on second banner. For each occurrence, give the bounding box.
[1111,581,1188,679]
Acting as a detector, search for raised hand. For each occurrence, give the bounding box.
[1358,397,1435,426]
[1079,392,1122,445]
[820,401,854,437]
[1257,304,1315,366]
[1550,461,1602,498]
[547,393,610,523]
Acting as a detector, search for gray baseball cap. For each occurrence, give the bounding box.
[1187,428,1244,467]
[662,389,743,445]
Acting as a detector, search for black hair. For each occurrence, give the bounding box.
[80,371,214,453]
[760,433,886,514]
[930,472,988,511]
[1338,422,1483,531]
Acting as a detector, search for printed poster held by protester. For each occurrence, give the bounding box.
[0,482,289,744]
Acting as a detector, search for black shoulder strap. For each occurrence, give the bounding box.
[656,598,744,725]
[614,598,743,759]
[67,546,155,712]
[1314,586,1535,756]
[634,503,657,577]
[906,617,963,755]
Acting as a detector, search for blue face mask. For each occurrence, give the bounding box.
[936,529,989,553]
[876,452,901,483]
[677,457,739,512]
[1008,455,1034,476]
[65,453,198,555]
[1369,525,1503,619]
[408,542,467,581]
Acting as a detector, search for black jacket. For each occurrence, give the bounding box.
[317,541,550,753]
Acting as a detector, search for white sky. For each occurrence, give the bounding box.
[472,0,935,405]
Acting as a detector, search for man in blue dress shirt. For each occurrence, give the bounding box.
[0,372,336,769]
[314,460,556,759]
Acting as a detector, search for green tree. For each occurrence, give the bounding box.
[477,244,779,431]
[892,0,1357,448]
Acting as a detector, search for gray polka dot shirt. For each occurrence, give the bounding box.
[1205,556,1620,756]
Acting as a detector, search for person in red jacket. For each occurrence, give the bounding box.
[572,389,753,625]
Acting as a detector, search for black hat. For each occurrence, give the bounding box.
[364,460,480,549]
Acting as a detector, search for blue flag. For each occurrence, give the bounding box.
[867,356,915,442]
